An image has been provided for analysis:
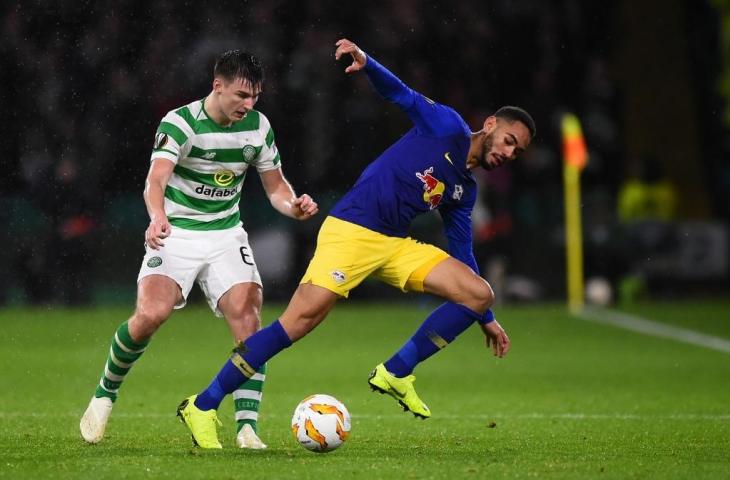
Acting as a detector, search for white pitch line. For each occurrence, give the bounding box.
[578,307,730,354]
[1,412,728,421]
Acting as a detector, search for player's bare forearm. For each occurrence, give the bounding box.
[143,180,166,221]
[144,159,174,248]
[261,169,318,220]
[269,191,318,220]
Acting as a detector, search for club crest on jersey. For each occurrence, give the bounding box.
[242,145,257,163]
[415,167,445,210]
[452,184,463,201]
[153,133,168,149]
[213,169,235,187]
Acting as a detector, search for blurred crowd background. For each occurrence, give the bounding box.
[1,0,728,306]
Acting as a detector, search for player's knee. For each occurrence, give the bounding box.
[134,300,173,332]
[467,280,494,314]
[228,311,262,343]
[226,304,261,325]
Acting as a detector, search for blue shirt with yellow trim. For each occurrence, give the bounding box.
[330,56,479,273]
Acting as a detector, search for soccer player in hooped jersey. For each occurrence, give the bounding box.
[179,38,535,448]
[80,50,318,449]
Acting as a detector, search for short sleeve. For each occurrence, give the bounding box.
[150,110,193,164]
[253,113,282,173]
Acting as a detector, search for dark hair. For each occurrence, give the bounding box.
[213,50,264,90]
[494,106,536,138]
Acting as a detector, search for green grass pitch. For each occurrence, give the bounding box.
[1,300,728,479]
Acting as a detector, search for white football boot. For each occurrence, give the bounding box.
[235,424,267,449]
[80,396,113,443]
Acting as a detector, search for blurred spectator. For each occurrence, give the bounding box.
[34,152,99,305]
[618,156,677,223]
[615,156,679,304]
[1,0,725,305]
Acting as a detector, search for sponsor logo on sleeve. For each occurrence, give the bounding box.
[153,133,169,149]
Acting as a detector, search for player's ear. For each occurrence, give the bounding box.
[484,116,497,133]
[212,77,224,93]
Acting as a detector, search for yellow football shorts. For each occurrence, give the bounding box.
[300,216,450,297]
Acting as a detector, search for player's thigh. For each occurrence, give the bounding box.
[299,217,389,298]
[422,257,494,313]
[374,238,450,293]
[200,228,262,317]
[218,282,263,343]
[137,227,203,310]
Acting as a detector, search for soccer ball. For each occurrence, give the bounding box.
[291,394,351,453]
[585,276,613,306]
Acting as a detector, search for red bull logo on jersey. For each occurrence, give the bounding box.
[415,167,445,209]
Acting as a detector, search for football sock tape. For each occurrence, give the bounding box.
[196,320,291,411]
[384,302,481,377]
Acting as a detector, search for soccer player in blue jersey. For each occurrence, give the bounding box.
[178,38,535,447]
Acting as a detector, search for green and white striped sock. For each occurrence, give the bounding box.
[94,321,149,402]
[233,363,266,433]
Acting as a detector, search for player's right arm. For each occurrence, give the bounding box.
[143,158,175,249]
[335,38,463,136]
[145,108,192,249]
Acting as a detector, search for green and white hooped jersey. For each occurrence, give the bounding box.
[151,99,281,230]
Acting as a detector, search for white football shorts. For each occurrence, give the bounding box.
[138,226,262,316]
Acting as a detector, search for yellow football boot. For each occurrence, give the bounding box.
[176,395,223,449]
[368,363,431,419]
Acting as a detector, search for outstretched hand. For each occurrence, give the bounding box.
[481,320,511,358]
[335,38,367,73]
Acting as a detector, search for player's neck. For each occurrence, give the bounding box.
[466,131,484,170]
[203,94,233,127]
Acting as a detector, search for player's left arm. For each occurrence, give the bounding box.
[260,168,318,220]
[335,38,464,137]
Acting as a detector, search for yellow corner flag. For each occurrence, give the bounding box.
[561,113,588,313]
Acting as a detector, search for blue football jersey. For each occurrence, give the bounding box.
[330,56,479,272]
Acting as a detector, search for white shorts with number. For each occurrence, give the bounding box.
[138,226,261,317]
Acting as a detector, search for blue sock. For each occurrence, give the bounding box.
[195,320,292,411]
[384,302,481,377]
